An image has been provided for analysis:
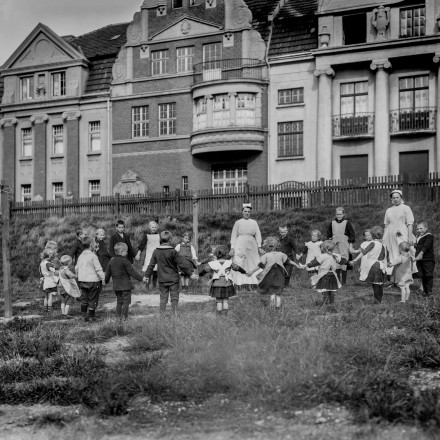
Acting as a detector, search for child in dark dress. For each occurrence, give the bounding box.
[95,228,111,272]
[415,220,435,297]
[198,245,246,316]
[278,225,296,287]
[175,232,199,291]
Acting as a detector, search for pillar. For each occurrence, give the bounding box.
[314,67,334,180]
[434,53,440,174]
[30,114,49,199]
[370,59,392,177]
[0,118,18,198]
[229,92,237,125]
[62,111,81,197]
[206,95,213,128]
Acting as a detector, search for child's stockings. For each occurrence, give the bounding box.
[400,285,410,302]
[216,299,228,316]
[372,284,383,303]
[269,294,281,309]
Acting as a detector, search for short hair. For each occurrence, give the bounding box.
[76,229,86,238]
[82,236,94,249]
[398,241,411,253]
[214,245,229,260]
[148,221,158,228]
[321,240,334,253]
[60,255,72,266]
[114,242,128,255]
[263,236,280,251]
[183,232,191,238]
[160,230,172,244]
[311,230,322,239]
[335,207,345,214]
[278,225,288,230]
[45,240,58,250]
[115,220,125,227]
[41,248,55,260]
[417,220,428,228]
[370,226,383,240]
[95,228,105,237]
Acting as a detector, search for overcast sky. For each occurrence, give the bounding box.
[0,0,141,66]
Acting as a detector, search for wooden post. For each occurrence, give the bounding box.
[192,192,199,254]
[320,177,325,205]
[116,192,120,215]
[175,189,181,214]
[1,181,12,318]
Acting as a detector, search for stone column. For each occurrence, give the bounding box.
[62,111,81,197]
[314,67,334,180]
[255,92,262,127]
[229,92,237,125]
[30,114,49,199]
[206,95,213,128]
[370,59,392,177]
[0,118,18,198]
[433,53,440,173]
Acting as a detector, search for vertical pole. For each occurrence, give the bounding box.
[320,177,325,205]
[116,192,120,215]
[192,192,199,254]
[1,181,12,318]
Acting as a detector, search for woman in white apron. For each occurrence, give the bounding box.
[136,221,160,290]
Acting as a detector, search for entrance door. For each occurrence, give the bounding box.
[399,151,429,179]
[340,155,368,181]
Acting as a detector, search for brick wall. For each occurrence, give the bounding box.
[33,122,47,199]
[66,118,80,196]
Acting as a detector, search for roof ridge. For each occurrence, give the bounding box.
[73,22,130,40]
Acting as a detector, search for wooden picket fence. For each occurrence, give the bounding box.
[8,173,440,220]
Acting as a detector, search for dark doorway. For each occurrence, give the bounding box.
[341,154,368,181]
[343,13,367,45]
[399,151,429,179]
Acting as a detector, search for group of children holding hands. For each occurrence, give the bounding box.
[39,199,436,321]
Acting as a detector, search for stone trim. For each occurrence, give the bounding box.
[62,111,81,121]
[30,114,49,125]
[314,67,335,77]
[370,59,392,70]
[0,118,18,128]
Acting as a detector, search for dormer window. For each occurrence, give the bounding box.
[20,76,34,101]
[51,71,66,97]
[342,13,366,45]
[173,0,183,8]
[400,5,425,38]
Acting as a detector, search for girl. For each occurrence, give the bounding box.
[198,245,246,316]
[387,241,414,303]
[299,240,343,306]
[175,232,199,291]
[57,255,81,318]
[296,230,323,276]
[39,249,59,313]
[45,240,61,270]
[350,226,386,303]
[95,228,111,272]
[136,221,160,290]
[248,237,300,309]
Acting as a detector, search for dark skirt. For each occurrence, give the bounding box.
[210,285,236,299]
[365,262,386,284]
[315,272,339,291]
[258,264,286,296]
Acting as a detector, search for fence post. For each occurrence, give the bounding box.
[1,181,13,318]
[175,189,181,214]
[61,197,65,217]
[192,192,199,254]
[402,174,408,198]
[320,178,325,205]
[115,193,120,215]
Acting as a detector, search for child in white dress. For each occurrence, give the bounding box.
[296,230,323,276]
[57,255,81,318]
[387,241,414,303]
[39,249,59,313]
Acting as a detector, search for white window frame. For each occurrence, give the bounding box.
[89,180,101,198]
[400,6,426,38]
[159,103,176,136]
[21,128,33,157]
[20,76,34,101]
[89,121,101,151]
[177,46,194,73]
[182,176,189,194]
[213,94,230,127]
[194,97,207,131]
[52,182,64,200]
[21,184,32,202]
[212,165,247,194]
[278,88,304,105]
[132,106,149,138]
[278,121,304,158]
[52,125,64,156]
[236,93,256,126]
[151,50,169,76]
[51,71,66,97]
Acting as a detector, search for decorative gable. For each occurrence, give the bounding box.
[150,17,223,41]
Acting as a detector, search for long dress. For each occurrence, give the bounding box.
[383,202,415,264]
[142,234,161,272]
[328,220,354,271]
[256,251,289,296]
[230,218,262,286]
[307,253,342,292]
[358,240,387,284]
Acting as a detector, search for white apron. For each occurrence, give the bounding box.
[142,233,160,272]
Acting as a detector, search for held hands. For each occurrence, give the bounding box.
[229,249,235,257]
[258,247,266,256]
[296,254,302,261]
[143,277,149,284]
[135,252,141,262]
[190,273,199,280]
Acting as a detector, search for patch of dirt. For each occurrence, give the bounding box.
[409,369,440,391]
[102,294,213,310]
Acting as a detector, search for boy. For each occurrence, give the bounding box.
[69,229,87,266]
[326,207,355,285]
[278,225,296,287]
[76,236,105,322]
[415,220,435,296]
[109,220,135,264]
[144,231,198,314]
[105,242,145,321]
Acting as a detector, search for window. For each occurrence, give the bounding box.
[341,155,368,181]
[399,151,428,179]
[278,88,304,105]
[173,0,183,7]
[132,106,149,138]
[340,81,368,115]
[51,72,66,97]
[89,180,101,198]
[52,125,64,156]
[194,97,207,130]
[400,6,425,38]
[177,46,194,73]
[52,182,64,200]
[213,94,230,127]
[236,93,256,126]
[203,43,221,68]
[278,121,303,157]
[21,128,33,157]
[343,13,367,45]
[159,103,176,135]
[163,186,170,196]
[212,164,247,194]
[89,121,101,151]
[151,50,169,75]
[21,185,32,202]
[182,176,189,194]
[399,75,428,110]
[20,76,34,101]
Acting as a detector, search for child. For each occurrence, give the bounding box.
[69,229,87,266]
[415,221,435,297]
[296,230,323,276]
[387,241,414,303]
[95,228,111,272]
[135,221,160,290]
[45,240,61,270]
[105,242,145,321]
[109,220,135,264]
[76,236,105,321]
[144,230,198,314]
[39,249,59,313]
[198,245,246,316]
[278,225,296,287]
[299,240,343,306]
[350,226,386,303]
[175,232,199,291]
[57,255,81,318]
[326,207,356,285]
[248,237,300,309]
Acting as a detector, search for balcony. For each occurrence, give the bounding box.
[193,58,267,85]
[390,107,436,134]
[332,113,374,139]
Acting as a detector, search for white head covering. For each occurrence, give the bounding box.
[390,189,402,198]
[242,203,252,210]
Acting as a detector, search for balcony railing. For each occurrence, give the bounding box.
[390,107,436,133]
[193,58,266,84]
[332,113,374,138]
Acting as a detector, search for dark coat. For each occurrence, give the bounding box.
[95,239,111,271]
[415,233,435,262]
[69,239,85,266]
[108,232,135,264]
[279,234,296,259]
[105,255,143,291]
